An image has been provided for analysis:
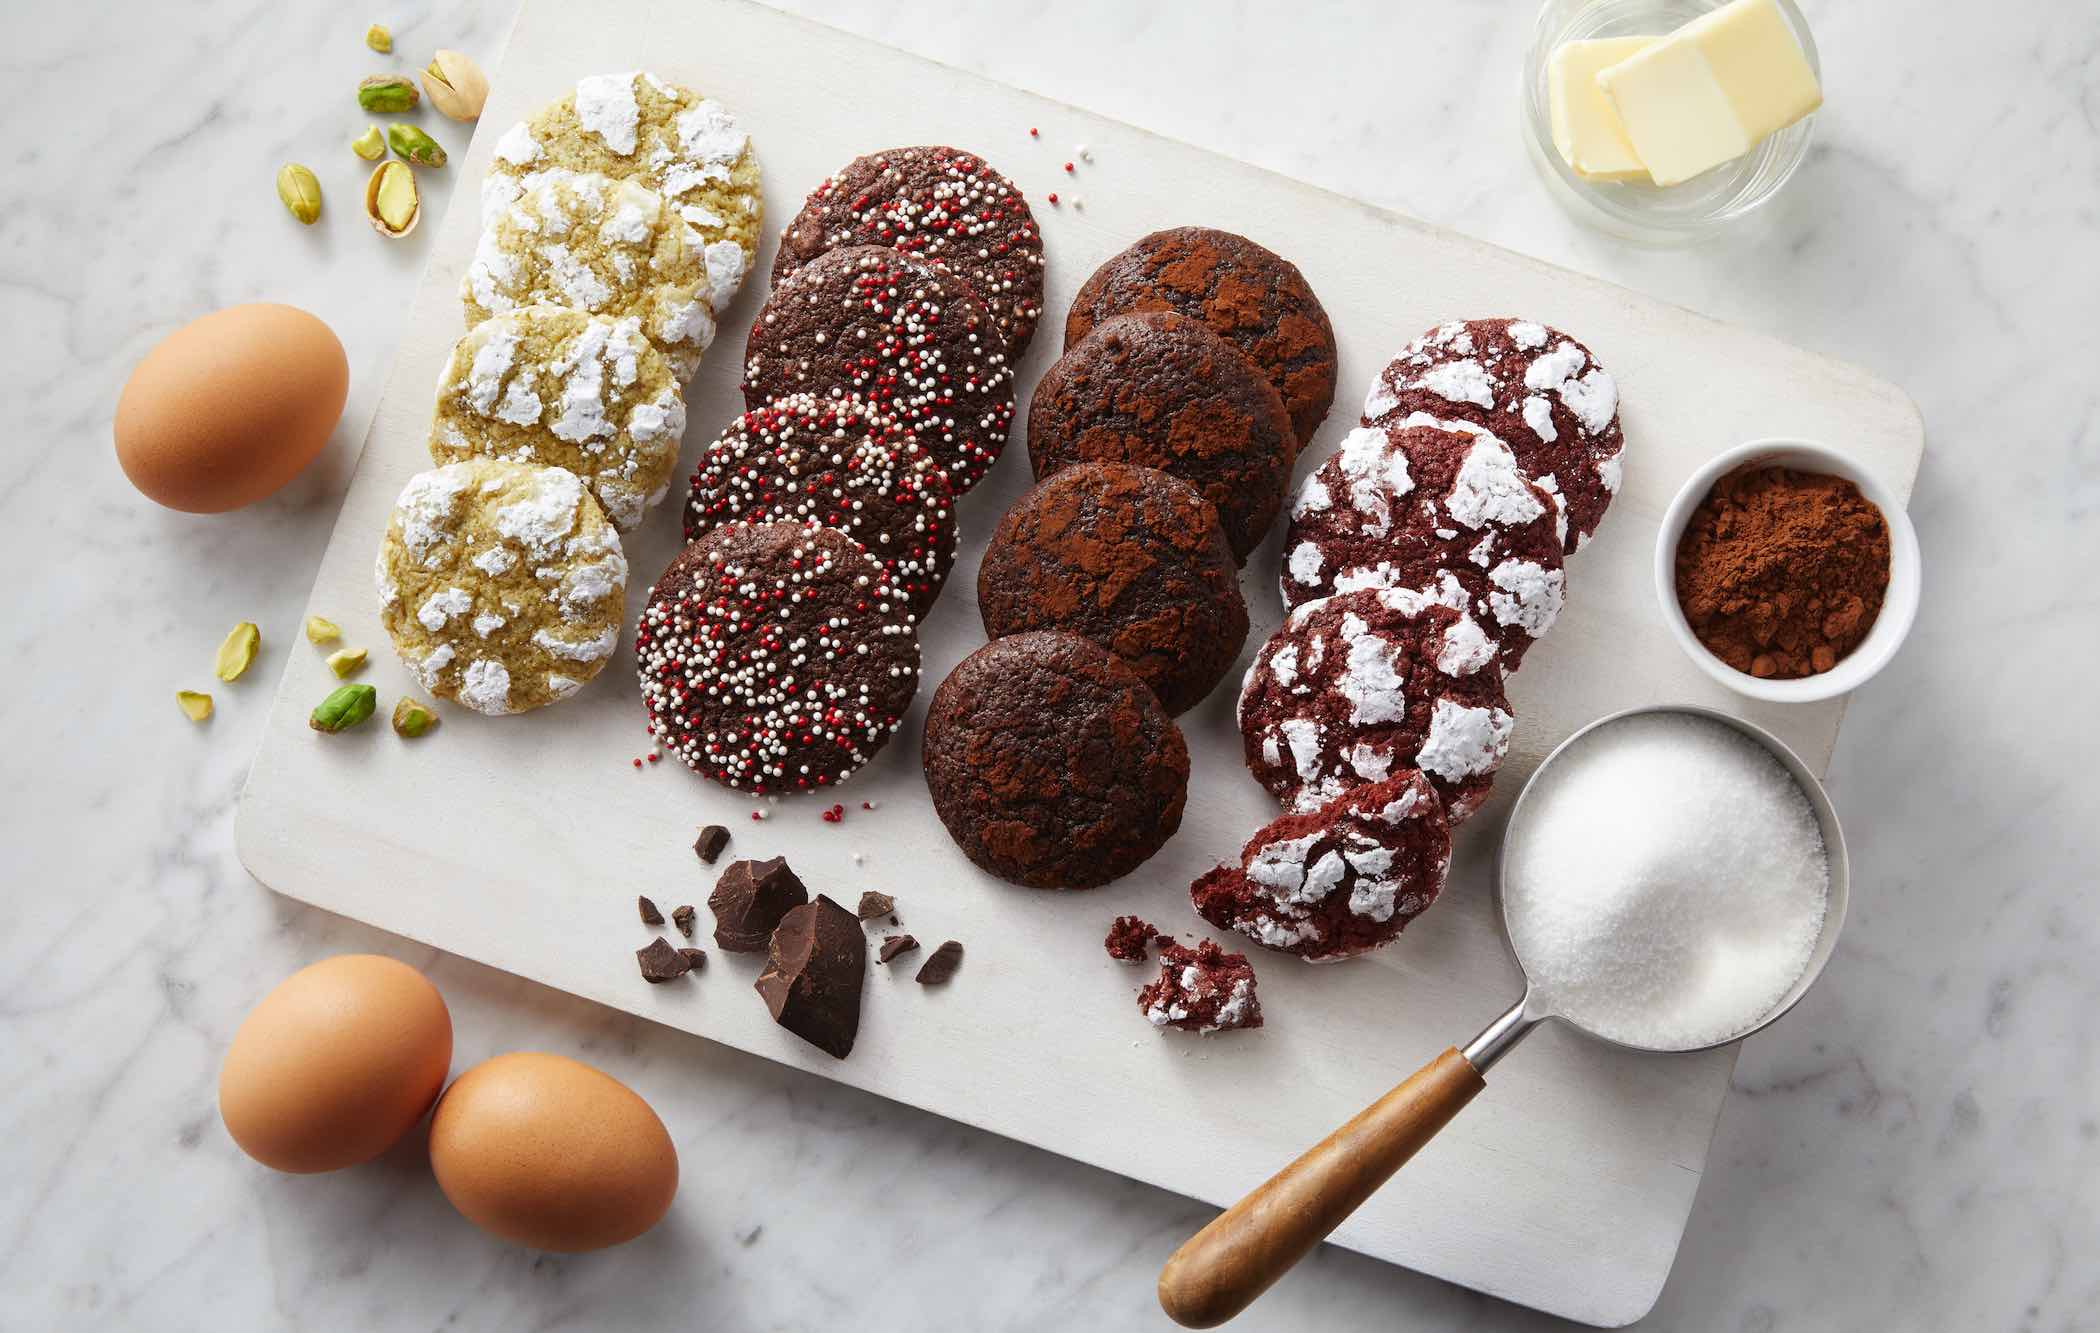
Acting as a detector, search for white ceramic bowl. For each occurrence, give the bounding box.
[1654,438,1920,703]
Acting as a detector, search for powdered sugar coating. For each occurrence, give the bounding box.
[1281,421,1566,672]
[377,459,627,716]
[430,306,685,532]
[1363,318,1623,553]
[1239,591,1513,822]
[1191,770,1452,961]
[464,172,718,381]
[485,73,761,310]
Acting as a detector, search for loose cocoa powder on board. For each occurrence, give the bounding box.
[1674,466,1891,679]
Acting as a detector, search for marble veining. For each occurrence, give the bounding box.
[1,0,2094,1329]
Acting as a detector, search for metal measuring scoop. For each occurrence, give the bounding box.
[1157,705,1851,1328]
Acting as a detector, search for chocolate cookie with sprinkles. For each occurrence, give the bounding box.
[743,246,1016,494]
[637,522,921,794]
[773,147,1046,356]
[683,394,958,621]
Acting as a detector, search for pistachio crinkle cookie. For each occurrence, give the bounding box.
[429,305,685,532]
[464,172,717,381]
[484,71,761,313]
[377,459,627,717]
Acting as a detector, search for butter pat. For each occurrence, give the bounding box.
[1597,0,1822,187]
[1549,37,1657,181]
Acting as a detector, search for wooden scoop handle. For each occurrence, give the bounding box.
[1156,1047,1485,1328]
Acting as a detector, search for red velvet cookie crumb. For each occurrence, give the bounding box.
[1138,939,1262,1033]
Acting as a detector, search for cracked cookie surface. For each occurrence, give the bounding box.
[922,631,1188,889]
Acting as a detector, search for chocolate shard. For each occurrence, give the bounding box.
[878,934,920,965]
[709,857,810,952]
[672,904,697,939]
[754,895,866,1059]
[637,937,690,983]
[638,895,664,926]
[857,890,896,921]
[679,947,708,972]
[694,824,731,864]
[915,940,964,985]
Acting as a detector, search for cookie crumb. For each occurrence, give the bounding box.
[638,895,664,926]
[915,940,964,985]
[879,934,920,965]
[1104,915,1163,963]
[1138,940,1261,1033]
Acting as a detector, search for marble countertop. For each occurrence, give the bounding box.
[5,1,2094,1328]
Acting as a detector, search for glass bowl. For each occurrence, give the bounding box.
[1520,0,1820,244]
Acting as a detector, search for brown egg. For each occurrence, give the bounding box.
[428,1052,678,1252]
[114,302,348,512]
[218,955,452,1173]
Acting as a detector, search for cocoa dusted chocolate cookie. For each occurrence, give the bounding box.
[1066,226,1337,445]
[922,631,1189,889]
[682,394,958,621]
[742,246,1016,493]
[1282,422,1566,673]
[1028,311,1296,561]
[774,147,1046,355]
[1138,939,1263,1034]
[1238,591,1512,822]
[977,462,1247,715]
[637,521,921,793]
[1191,770,1452,962]
[1362,318,1623,554]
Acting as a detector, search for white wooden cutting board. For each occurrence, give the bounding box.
[235,0,1924,1322]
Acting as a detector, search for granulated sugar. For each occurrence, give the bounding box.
[1503,713,1828,1049]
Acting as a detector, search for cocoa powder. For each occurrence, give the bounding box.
[1673,465,1890,679]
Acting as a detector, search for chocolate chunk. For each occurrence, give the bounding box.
[636,937,690,983]
[915,940,964,985]
[672,904,697,939]
[694,824,731,864]
[754,895,866,1059]
[679,947,708,972]
[857,891,896,921]
[878,934,920,965]
[709,857,811,952]
[638,895,664,926]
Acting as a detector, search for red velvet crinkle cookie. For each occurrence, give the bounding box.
[741,245,1016,493]
[637,521,921,793]
[1282,422,1566,673]
[773,147,1046,355]
[1238,591,1512,823]
[1363,318,1623,554]
[922,631,1188,890]
[682,394,957,621]
[1191,769,1451,962]
[1066,225,1338,447]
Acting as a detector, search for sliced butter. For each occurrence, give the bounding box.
[1597,0,1822,188]
[1549,37,1658,181]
